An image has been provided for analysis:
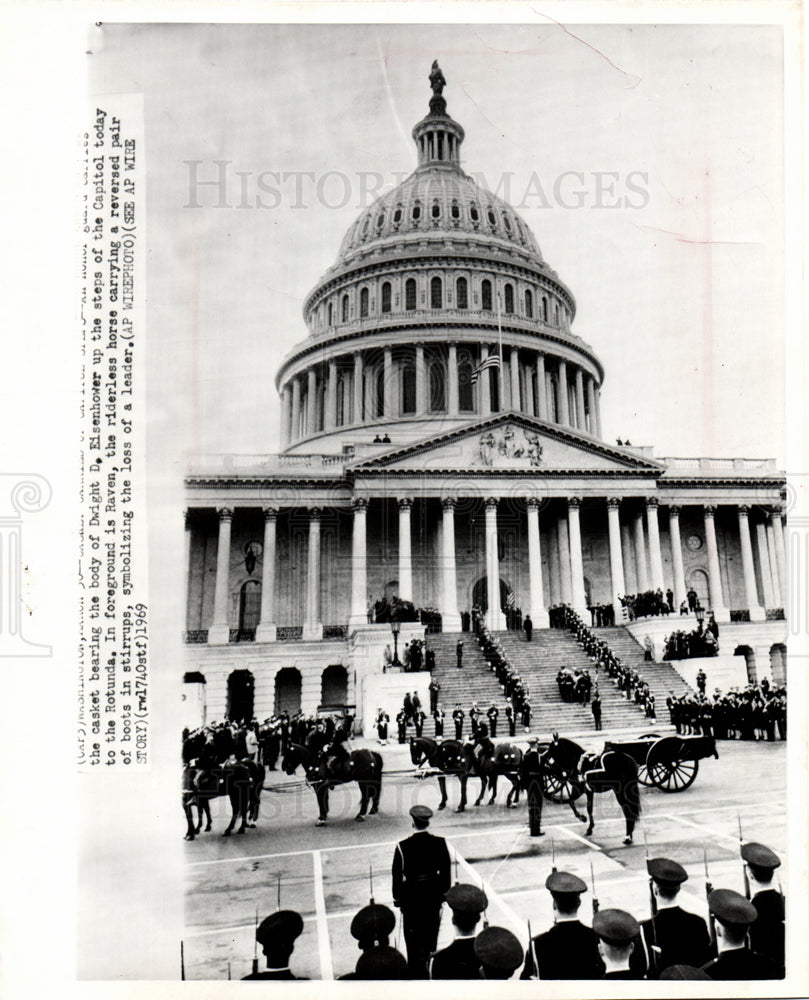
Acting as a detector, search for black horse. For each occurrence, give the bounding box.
[409,737,479,812]
[182,759,265,840]
[281,743,382,826]
[541,736,642,844]
[473,742,524,807]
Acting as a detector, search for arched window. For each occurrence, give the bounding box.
[405,278,417,311]
[239,581,261,632]
[469,204,479,223]
[431,201,441,219]
[430,276,442,309]
[381,282,392,314]
[393,205,402,224]
[481,279,493,311]
[524,289,533,318]
[458,358,475,412]
[456,277,468,309]
[327,301,333,325]
[451,201,460,220]
[360,287,369,318]
[335,374,345,426]
[487,208,496,227]
[504,283,514,314]
[401,360,416,415]
[375,367,385,418]
[502,213,512,233]
[376,211,385,230]
[428,358,447,412]
[554,303,559,325]
[341,294,349,323]
[412,202,421,221]
[541,296,548,322]
[361,217,369,238]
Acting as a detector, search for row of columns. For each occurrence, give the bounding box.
[281,346,602,445]
[199,499,788,644]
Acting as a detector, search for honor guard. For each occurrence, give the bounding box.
[519,737,545,838]
[241,910,306,980]
[593,909,643,980]
[474,926,524,979]
[702,889,784,979]
[391,804,451,979]
[354,945,409,980]
[742,842,785,967]
[429,884,488,979]
[339,903,397,979]
[521,871,604,980]
[641,857,712,976]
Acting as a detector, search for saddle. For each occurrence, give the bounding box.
[325,756,354,781]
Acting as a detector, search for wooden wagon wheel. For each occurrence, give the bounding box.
[648,757,699,792]
[635,736,660,786]
[541,766,579,803]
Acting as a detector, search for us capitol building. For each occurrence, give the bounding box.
[183,66,787,731]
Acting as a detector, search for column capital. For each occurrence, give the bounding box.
[352,497,369,513]
[738,504,751,517]
[645,496,659,510]
[769,504,785,519]
[704,504,717,517]
[216,506,234,522]
[669,505,681,517]
[606,497,622,510]
[308,507,322,521]
[567,496,582,510]
[262,506,278,522]
[397,497,413,512]
[485,496,499,511]
[441,497,456,512]
[526,497,541,513]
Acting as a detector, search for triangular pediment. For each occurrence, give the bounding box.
[351,413,664,475]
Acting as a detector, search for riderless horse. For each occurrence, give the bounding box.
[409,737,480,812]
[541,735,642,844]
[182,759,265,840]
[281,743,383,826]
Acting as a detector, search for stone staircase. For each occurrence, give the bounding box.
[591,625,695,710]
[417,628,667,739]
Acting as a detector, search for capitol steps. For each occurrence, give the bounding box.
[591,625,695,713]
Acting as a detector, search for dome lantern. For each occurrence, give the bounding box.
[411,60,465,172]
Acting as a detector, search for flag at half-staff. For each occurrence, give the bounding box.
[470,354,501,384]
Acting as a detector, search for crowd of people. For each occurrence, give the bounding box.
[663,613,720,659]
[241,804,785,981]
[667,679,787,741]
[383,636,435,672]
[472,608,533,728]
[586,602,616,626]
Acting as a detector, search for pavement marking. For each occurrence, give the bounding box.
[553,823,603,851]
[450,843,526,937]
[312,851,334,981]
[662,814,740,846]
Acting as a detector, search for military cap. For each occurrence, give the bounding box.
[409,804,433,821]
[474,926,524,972]
[256,910,304,947]
[350,903,395,943]
[445,883,488,914]
[545,871,587,894]
[355,945,408,980]
[592,908,640,944]
[708,888,758,926]
[659,964,711,981]
[647,857,688,886]
[741,842,781,871]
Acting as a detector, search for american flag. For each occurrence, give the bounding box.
[506,590,516,609]
[470,354,501,384]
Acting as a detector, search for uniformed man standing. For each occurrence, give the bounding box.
[742,842,785,968]
[486,703,499,738]
[433,703,445,737]
[429,884,488,979]
[452,704,465,740]
[592,909,644,979]
[519,737,545,837]
[392,804,452,978]
[701,889,783,979]
[521,872,604,979]
[641,858,712,977]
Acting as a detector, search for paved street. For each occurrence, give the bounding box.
[182,737,786,981]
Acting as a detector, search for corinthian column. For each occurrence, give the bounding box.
[646,498,665,593]
[349,498,369,628]
[303,508,323,640]
[668,506,687,613]
[769,506,787,606]
[526,498,549,628]
[703,505,729,622]
[397,498,413,602]
[755,519,776,609]
[255,508,278,643]
[209,507,234,644]
[567,497,587,615]
[737,505,765,621]
[606,498,625,613]
[633,511,648,592]
[557,360,570,426]
[485,497,506,630]
[441,498,461,630]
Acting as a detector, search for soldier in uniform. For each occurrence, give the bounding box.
[354,945,409,980]
[593,909,644,979]
[429,884,488,979]
[391,804,451,978]
[486,703,499,738]
[742,842,785,967]
[474,926,524,979]
[396,708,407,744]
[519,736,545,837]
[241,910,306,980]
[433,704,445,737]
[452,704,465,740]
[505,703,516,737]
[339,902,397,978]
[701,889,783,979]
[521,872,604,979]
[640,858,712,977]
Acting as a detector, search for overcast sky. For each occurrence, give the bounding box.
[89,21,786,466]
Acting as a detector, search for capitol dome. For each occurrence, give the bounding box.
[275,66,604,454]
